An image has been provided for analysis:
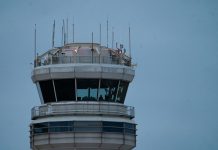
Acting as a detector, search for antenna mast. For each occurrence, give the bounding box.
[99,24,101,46]
[129,26,132,59]
[63,20,66,45]
[107,19,108,48]
[72,23,75,43]
[34,24,37,66]
[112,27,114,49]
[66,18,68,43]
[72,17,75,43]
[91,32,94,63]
[52,20,55,48]
[61,22,64,46]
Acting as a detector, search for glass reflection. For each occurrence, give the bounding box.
[39,79,129,103]
[77,79,99,101]
[32,121,136,134]
[98,79,118,102]
[116,81,129,103]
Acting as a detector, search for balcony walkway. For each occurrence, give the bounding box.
[32,102,135,119]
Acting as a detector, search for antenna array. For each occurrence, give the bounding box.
[34,19,133,61]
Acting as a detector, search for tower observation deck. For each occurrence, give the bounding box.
[30,42,136,150]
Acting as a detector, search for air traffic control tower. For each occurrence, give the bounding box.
[30,42,136,150]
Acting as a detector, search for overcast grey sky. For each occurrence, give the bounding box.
[0,0,218,149]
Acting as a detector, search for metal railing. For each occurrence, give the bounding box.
[35,55,131,67]
[31,102,135,119]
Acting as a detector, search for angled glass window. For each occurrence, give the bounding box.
[103,121,123,127]
[124,123,136,134]
[49,121,73,127]
[74,121,101,132]
[77,79,99,101]
[54,79,75,101]
[39,80,56,103]
[116,81,129,103]
[33,122,49,134]
[74,121,101,127]
[103,127,123,133]
[49,121,74,132]
[31,121,135,135]
[98,79,118,102]
[102,121,124,133]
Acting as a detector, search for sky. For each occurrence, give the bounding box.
[0,0,218,149]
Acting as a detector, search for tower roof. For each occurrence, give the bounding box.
[35,43,132,67]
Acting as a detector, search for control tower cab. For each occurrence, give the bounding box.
[30,43,136,150]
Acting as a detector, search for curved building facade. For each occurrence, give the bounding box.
[30,43,136,150]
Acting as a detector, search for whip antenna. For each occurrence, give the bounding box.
[34,24,37,66]
[112,27,114,49]
[61,22,64,46]
[66,18,68,43]
[72,23,75,43]
[107,19,108,48]
[91,32,94,63]
[52,20,55,48]
[129,26,132,59]
[99,24,101,46]
[63,20,66,45]
[72,17,75,43]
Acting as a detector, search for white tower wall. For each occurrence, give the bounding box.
[30,43,136,150]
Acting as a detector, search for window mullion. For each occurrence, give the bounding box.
[52,80,58,102]
[115,80,120,102]
[97,79,101,101]
[75,78,77,101]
